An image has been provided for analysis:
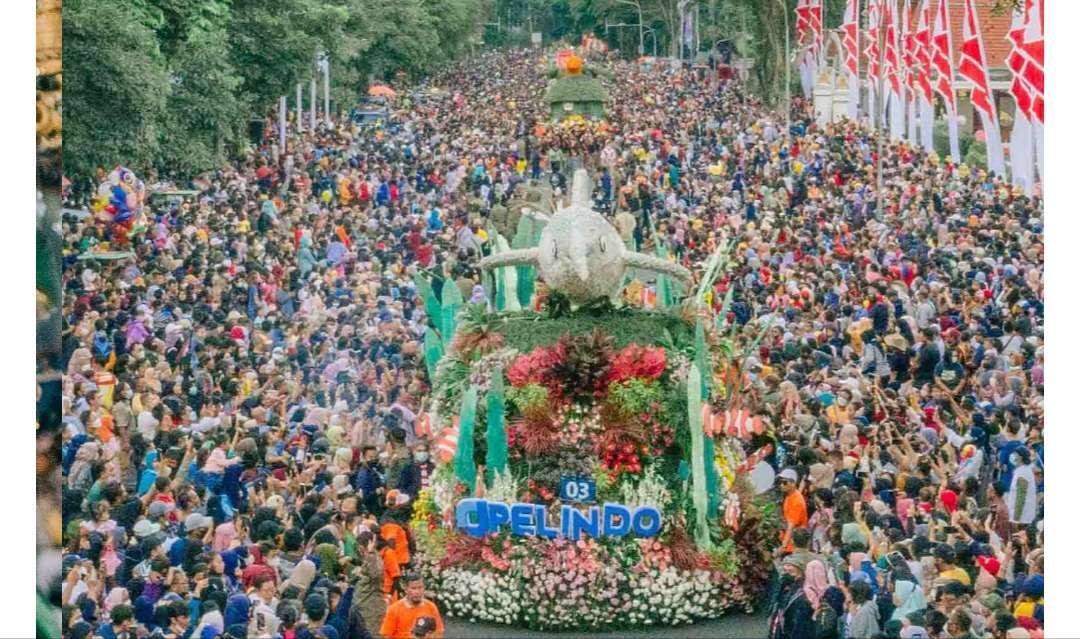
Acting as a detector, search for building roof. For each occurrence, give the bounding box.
[947,0,1012,69]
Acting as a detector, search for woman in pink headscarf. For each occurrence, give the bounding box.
[212,520,238,553]
[804,560,829,609]
[805,560,839,639]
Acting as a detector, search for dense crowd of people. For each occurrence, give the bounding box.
[59,45,1042,639]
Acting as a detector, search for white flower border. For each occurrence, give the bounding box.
[425,560,756,631]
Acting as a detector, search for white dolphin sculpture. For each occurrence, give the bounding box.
[480,169,692,304]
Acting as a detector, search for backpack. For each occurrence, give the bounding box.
[92,331,112,363]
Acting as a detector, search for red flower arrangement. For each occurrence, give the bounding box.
[506,345,564,388]
[606,344,667,385]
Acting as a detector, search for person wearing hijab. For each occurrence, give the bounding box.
[468,284,487,306]
[192,609,225,639]
[67,442,101,492]
[314,543,340,581]
[891,579,928,623]
[804,560,838,639]
[212,521,238,553]
[284,558,317,595]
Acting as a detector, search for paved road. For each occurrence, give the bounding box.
[443,608,770,638]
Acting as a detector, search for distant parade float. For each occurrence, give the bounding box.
[411,171,782,631]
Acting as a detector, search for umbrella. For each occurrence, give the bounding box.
[368,85,396,98]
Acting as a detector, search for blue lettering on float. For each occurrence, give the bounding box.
[569,505,601,540]
[487,501,511,531]
[601,503,632,537]
[509,503,536,536]
[456,498,486,538]
[454,499,662,540]
[631,505,662,536]
[534,505,560,538]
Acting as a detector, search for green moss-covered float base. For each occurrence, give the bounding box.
[490,308,694,352]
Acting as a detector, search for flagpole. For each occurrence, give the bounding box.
[310,75,317,130]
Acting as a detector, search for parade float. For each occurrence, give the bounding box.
[411,171,782,631]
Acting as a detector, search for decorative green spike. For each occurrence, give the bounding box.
[423,327,444,381]
[454,385,479,493]
[485,371,508,483]
[647,216,673,308]
[496,233,521,311]
[687,363,712,550]
[440,279,463,345]
[692,239,731,306]
[695,318,711,400]
[413,273,441,324]
[704,434,719,519]
[516,264,535,309]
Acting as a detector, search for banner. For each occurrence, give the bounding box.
[842,0,860,119]
[931,0,961,162]
[1007,0,1035,193]
[958,0,1005,175]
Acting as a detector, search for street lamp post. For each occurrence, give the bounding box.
[321,54,330,121]
[613,0,645,56]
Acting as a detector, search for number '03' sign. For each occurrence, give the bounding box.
[559,476,596,503]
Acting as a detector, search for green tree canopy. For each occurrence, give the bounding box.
[63,0,485,179]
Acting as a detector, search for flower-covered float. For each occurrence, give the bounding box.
[410,171,782,631]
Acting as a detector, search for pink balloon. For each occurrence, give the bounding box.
[974,129,986,142]
[125,192,138,210]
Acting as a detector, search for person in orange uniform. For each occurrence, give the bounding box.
[777,468,807,554]
[380,501,411,570]
[379,573,444,639]
[380,537,402,601]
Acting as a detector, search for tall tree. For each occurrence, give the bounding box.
[63,0,171,176]
[159,29,245,176]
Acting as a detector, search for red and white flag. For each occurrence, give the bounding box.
[796,0,815,97]
[809,0,824,63]
[931,0,961,161]
[883,0,905,138]
[866,0,883,127]
[1007,0,1035,193]
[903,0,918,142]
[914,0,936,150]
[1022,0,1044,177]
[841,0,861,119]
[958,0,1005,175]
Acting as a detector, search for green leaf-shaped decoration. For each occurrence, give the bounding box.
[485,371,508,483]
[413,273,441,323]
[704,434,719,519]
[695,318,711,400]
[454,385,479,493]
[440,278,463,345]
[688,363,712,551]
[423,327,444,382]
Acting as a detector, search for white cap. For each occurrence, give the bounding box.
[778,468,799,484]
